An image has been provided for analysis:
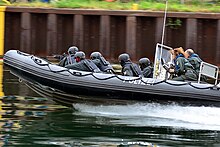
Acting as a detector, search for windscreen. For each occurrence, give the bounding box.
[153,43,173,80]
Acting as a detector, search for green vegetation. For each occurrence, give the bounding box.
[1,0,220,13]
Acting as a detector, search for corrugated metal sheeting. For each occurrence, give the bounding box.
[4,7,220,64]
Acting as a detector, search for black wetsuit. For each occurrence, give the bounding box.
[58,54,76,67]
[121,61,142,77]
[65,59,101,73]
[92,57,114,73]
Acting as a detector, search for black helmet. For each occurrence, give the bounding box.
[68,46,79,55]
[75,51,85,59]
[90,52,102,60]
[118,53,130,63]
[139,58,150,68]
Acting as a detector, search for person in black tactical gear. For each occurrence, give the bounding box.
[65,51,101,73]
[169,47,197,81]
[138,57,153,78]
[118,53,142,77]
[53,53,67,61]
[58,46,79,67]
[90,52,114,74]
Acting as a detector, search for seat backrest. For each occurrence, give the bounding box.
[198,62,219,85]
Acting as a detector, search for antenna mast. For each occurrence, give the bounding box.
[161,0,168,46]
[155,0,169,79]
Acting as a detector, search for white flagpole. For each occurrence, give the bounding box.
[157,0,168,79]
[161,0,168,46]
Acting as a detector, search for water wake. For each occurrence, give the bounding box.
[73,102,220,131]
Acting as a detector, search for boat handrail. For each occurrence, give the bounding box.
[198,61,219,85]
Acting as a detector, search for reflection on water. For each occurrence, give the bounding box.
[2,64,220,146]
[0,95,67,146]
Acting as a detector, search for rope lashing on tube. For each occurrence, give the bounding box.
[29,54,219,90]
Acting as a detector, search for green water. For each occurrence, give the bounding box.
[2,64,220,147]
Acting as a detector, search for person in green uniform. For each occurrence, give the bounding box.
[169,47,197,81]
[184,49,202,76]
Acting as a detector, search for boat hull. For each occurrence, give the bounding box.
[3,50,220,106]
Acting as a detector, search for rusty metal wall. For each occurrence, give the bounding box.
[4,7,220,65]
[5,12,21,51]
[165,18,186,49]
[197,19,217,63]
[57,14,74,55]
[136,16,156,61]
[83,15,100,57]
[110,16,126,61]
[31,13,47,55]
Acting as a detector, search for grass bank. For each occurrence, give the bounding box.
[1,0,220,13]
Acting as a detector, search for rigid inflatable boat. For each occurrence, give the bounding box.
[3,44,220,106]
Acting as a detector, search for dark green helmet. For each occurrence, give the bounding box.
[90,52,102,60]
[118,53,130,63]
[139,58,150,67]
[75,51,85,59]
[68,46,79,55]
